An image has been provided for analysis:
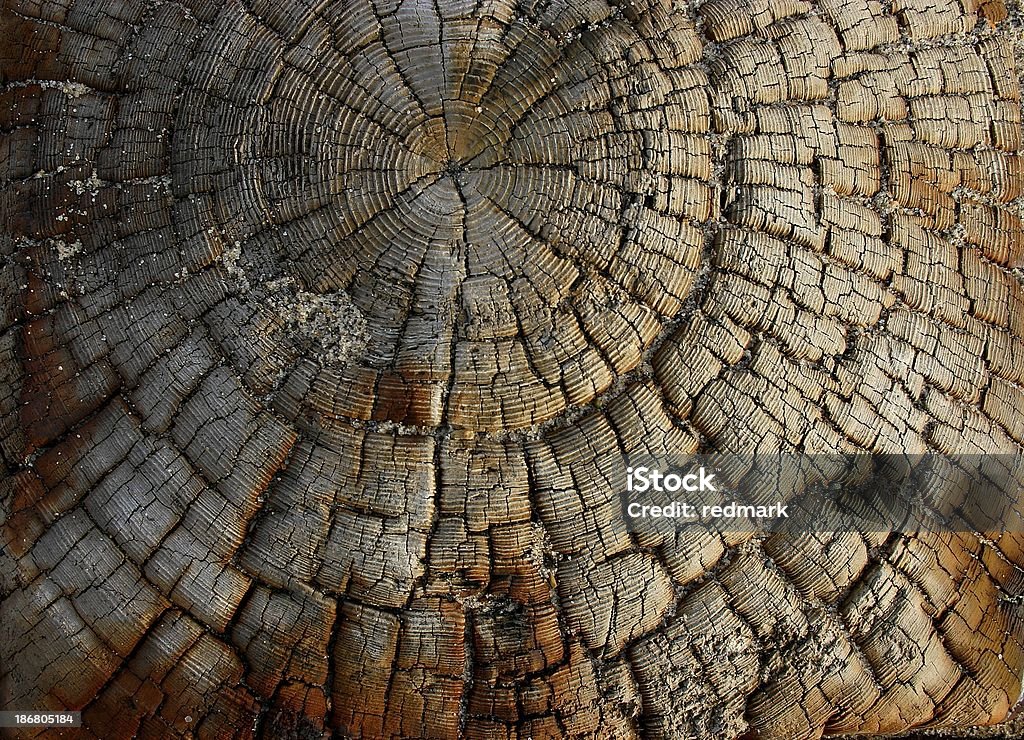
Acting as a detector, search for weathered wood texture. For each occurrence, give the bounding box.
[2,0,1024,737]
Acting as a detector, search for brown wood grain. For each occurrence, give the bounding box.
[2,0,1024,737]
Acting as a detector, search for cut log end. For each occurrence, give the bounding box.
[2,0,1024,738]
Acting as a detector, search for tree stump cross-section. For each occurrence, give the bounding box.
[2,0,1024,738]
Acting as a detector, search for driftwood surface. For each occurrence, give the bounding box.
[2,0,1024,737]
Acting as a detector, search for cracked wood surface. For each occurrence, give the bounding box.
[2,0,1024,737]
